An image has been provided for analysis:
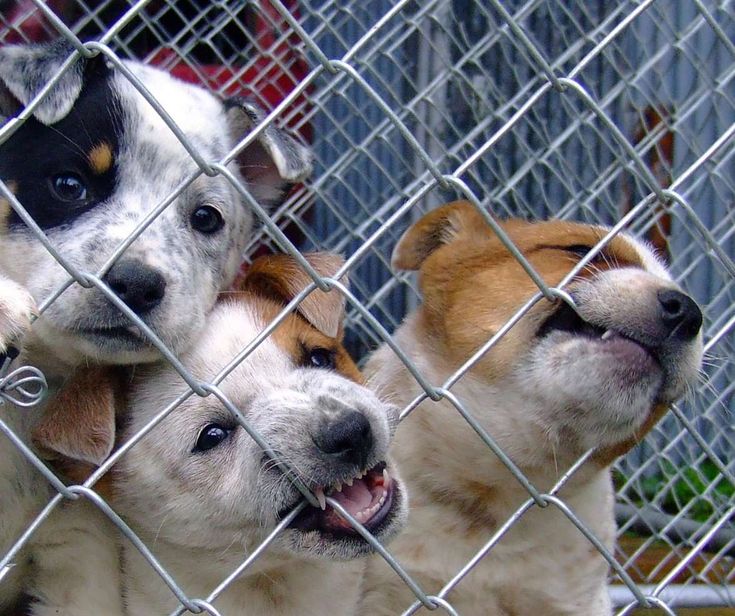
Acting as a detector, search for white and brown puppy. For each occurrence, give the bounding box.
[39,252,406,615]
[361,201,703,615]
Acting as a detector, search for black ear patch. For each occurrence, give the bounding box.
[0,40,102,125]
[0,55,124,231]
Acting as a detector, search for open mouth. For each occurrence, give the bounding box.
[538,302,608,339]
[538,302,655,358]
[284,461,397,537]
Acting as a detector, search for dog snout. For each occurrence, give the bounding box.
[104,259,167,315]
[657,289,702,341]
[314,410,373,469]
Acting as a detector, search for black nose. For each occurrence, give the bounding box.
[658,289,702,340]
[104,259,167,315]
[314,411,373,469]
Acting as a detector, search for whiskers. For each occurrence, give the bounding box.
[258,447,313,501]
[692,352,733,417]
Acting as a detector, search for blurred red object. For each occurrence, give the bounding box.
[148,0,312,142]
[0,0,311,140]
[1,0,70,43]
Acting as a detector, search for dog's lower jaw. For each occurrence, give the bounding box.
[521,329,702,453]
[277,458,406,559]
[24,319,162,370]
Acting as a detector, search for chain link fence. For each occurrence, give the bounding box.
[0,0,733,613]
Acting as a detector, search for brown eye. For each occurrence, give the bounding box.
[193,423,231,452]
[191,205,224,234]
[50,173,88,202]
[307,347,336,370]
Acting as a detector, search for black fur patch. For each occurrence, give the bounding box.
[0,58,124,230]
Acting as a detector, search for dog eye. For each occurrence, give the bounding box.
[191,205,225,234]
[566,245,593,258]
[565,244,607,263]
[50,173,88,202]
[308,347,336,370]
[193,423,232,452]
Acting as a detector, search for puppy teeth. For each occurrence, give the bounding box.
[383,468,391,487]
[315,487,327,510]
[345,477,353,487]
[601,329,614,341]
[334,482,343,492]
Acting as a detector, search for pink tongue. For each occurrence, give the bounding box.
[330,478,373,514]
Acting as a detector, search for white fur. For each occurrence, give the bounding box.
[108,299,405,614]
[0,48,310,614]
[0,275,35,353]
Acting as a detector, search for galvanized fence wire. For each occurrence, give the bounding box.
[0,0,733,613]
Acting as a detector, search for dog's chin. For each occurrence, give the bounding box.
[77,333,162,365]
[527,305,675,447]
[278,461,407,560]
[537,302,664,389]
[31,319,162,366]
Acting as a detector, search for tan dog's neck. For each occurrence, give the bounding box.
[361,201,702,616]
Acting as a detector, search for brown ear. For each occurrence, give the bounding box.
[241,252,347,338]
[32,366,119,468]
[392,201,494,271]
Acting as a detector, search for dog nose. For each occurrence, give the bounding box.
[314,411,373,469]
[658,289,702,340]
[104,259,167,315]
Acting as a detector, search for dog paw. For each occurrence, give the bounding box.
[0,278,36,357]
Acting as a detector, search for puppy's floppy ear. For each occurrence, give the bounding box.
[224,98,313,207]
[392,200,493,270]
[32,366,120,468]
[240,252,347,338]
[0,39,107,125]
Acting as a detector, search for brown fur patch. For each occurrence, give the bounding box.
[87,142,114,175]
[456,480,500,534]
[244,292,363,384]
[35,366,124,501]
[237,252,347,338]
[232,251,361,382]
[249,570,287,608]
[401,201,645,382]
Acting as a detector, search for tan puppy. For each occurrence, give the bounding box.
[361,201,703,615]
[34,252,406,615]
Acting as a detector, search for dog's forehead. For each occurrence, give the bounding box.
[461,219,668,279]
[171,296,355,396]
[117,63,230,160]
[126,301,286,427]
[182,300,285,378]
[111,65,231,193]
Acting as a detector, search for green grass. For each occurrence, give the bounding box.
[614,460,734,524]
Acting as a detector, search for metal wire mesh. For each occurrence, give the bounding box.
[0,0,733,613]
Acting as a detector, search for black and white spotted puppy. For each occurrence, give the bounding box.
[0,40,311,615]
